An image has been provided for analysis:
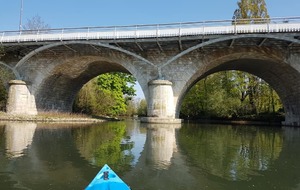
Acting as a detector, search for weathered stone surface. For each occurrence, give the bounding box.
[6,80,37,115]
[1,34,300,125]
[147,80,175,118]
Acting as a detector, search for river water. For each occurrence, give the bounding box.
[0,120,299,190]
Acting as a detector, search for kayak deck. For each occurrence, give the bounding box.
[85,164,130,190]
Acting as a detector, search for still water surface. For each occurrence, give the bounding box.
[0,120,300,190]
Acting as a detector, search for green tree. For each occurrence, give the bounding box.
[96,73,136,116]
[233,0,270,24]
[73,79,98,114]
[96,73,136,97]
[231,71,261,115]
[124,98,137,117]
[181,71,283,120]
[74,72,137,117]
[0,47,8,111]
[0,83,7,111]
[181,80,209,118]
[182,72,245,119]
[0,46,4,58]
[137,99,147,117]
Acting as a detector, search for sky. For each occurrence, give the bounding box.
[1,0,299,31]
[0,0,299,98]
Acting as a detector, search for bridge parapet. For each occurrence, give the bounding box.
[1,17,300,44]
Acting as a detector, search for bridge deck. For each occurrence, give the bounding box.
[1,17,300,44]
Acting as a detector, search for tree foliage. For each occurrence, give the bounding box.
[0,81,7,111]
[137,99,147,117]
[0,47,8,111]
[233,0,269,24]
[180,71,283,120]
[96,72,136,97]
[0,46,4,58]
[73,72,137,117]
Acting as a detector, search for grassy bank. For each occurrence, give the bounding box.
[0,111,106,123]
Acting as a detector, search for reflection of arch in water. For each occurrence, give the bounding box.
[74,122,132,167]
[5,122,37,158]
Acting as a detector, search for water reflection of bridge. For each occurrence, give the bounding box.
[122,123,208,189]
[3,122,36,158]
[0,122,98,189]
[1,121,300,189]
[122,122,289,189]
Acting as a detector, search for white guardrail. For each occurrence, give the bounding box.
[1,17,300,43]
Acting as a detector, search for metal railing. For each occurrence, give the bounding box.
[1,17,300,43]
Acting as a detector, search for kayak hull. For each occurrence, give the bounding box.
[85,164,130,190]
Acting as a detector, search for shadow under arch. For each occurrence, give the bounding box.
[176,56,300,125]
[11,41,153,112]
[35,57,140,112]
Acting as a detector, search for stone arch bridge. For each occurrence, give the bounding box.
[1,17,300,125]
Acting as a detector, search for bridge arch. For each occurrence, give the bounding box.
[161,34,300,69]
[14,41,154,70]
[14,42,150,112]
[175,47,300,126]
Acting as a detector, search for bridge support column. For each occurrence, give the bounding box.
[140,80,182,124]
[6,80,37,115]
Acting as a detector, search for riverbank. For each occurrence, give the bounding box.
[0,111,108,123]
[0,111,284,126]
[185,118,283,126]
